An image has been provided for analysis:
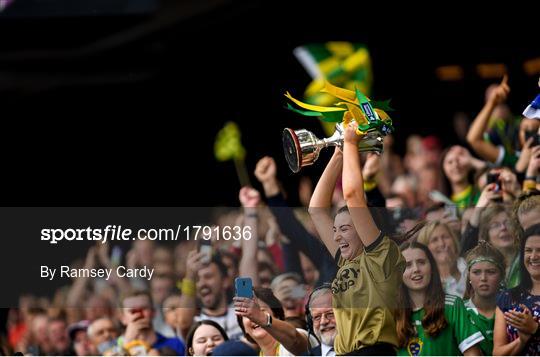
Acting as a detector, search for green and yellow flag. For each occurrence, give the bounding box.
[214,121,250,186]
[293,42,373,135]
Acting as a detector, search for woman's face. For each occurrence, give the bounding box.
[333,212,362,260]
[191,324,226,356]
[487,211,515,251]
[402,248,432,292]
[469,261,502,299]
[243,300,273,341]
[524,235,540,281]
[427,225,457,266]
[443,146,469,184]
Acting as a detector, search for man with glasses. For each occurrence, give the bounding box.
[306,286,336,356]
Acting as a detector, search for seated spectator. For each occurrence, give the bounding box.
[270,273,306,319]
[177,254,243,340]
[417,220,467,297]
[516,192,540,230]
[306,284,336,356]
[396,241,483,355]
[258,262,277,289]
[119,290,185,355]
[441,146,485,211]
[67,320,96,356]
[493,224,540,355]
[462,203,520,287]
[48,317,70,355]
[151,273,176,337]
[185,320,228,356]
[87,317,120,355]
[24,312,51,355]
[463,241,506,356]
[162,295,183,339]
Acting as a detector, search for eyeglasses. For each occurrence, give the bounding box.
[489,220,511,230]
[312,311,335,322]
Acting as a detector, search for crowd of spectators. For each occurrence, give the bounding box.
[1,77,540,355]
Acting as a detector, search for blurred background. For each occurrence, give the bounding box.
[1,0,539,206]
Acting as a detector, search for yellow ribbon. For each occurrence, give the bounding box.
[284,91,346,113]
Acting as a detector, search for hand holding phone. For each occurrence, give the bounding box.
[199,239,213,264]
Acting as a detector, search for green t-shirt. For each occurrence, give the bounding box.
[451,185,480,212]
[463,299,494,356]
[332,233,405,354]
[397,295,484,356]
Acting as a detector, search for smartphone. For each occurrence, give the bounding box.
[486,172,502,191]
[235,277,253,298]
[486,172,503,202]
[525,130,540,148]
[199,239,212,264]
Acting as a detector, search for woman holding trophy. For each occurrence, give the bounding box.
[308,121,405,355]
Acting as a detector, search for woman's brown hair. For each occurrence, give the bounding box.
[395,241,448,347]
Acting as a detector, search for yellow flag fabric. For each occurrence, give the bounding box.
[214,122,246,162]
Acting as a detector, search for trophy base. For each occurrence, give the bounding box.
[282,128,302,173]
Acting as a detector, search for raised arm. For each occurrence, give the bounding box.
[466,76,510,163]
[255,156,334,273]
[308,148,342,257]
[342,123,381,247]
[176,249,205,339]
[238,186,261,287]
[460,183,499,255]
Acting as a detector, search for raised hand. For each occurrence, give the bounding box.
[254,156,277,184]
[239,186,261,208]
[233,296,266,326]
[343,121,362,144]
[487,75,510,106]
[185,250,206,280]
[476,183,501,208]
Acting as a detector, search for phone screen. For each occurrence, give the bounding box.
[199,241,212,264]
[235,277,253,298]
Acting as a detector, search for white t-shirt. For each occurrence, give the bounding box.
[442,257,467,298]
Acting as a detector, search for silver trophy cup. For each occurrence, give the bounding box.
[282,123,384,173]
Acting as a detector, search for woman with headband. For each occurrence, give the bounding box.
[463,241,506,355]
